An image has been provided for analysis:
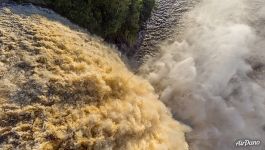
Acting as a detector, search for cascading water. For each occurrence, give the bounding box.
[131,0,197,67]
[0,3,189,150]
[1,0,265,150]
[140,0,265,149]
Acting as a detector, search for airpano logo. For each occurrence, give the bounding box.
[235,139,261,147]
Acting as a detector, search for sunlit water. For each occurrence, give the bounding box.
[0,4,189,150]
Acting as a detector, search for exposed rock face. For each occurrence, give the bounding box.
[0,4,189,150]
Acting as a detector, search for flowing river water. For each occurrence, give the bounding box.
[0,3,189,149]
[1,0,265,150]
[138,0,265,149]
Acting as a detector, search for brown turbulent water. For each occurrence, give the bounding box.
[1,1,265,150]
[0,3,189,150]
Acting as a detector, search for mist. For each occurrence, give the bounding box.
[140,0,265,149]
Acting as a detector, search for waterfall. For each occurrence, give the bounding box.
[0,4,189,150]
[140,0,265,149]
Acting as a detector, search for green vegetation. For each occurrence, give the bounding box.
[15,0,155,46]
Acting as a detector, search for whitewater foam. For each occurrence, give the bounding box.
[140,0,265,149]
